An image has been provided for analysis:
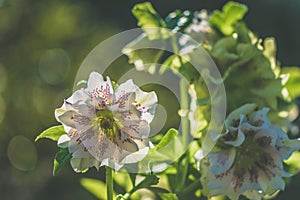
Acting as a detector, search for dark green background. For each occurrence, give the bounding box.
[0,0,299,199]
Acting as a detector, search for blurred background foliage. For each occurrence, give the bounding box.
[0,0,300,199]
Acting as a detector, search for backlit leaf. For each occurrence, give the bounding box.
[132,2,169,40]
[210,1,248,35]
[35,125,66,142]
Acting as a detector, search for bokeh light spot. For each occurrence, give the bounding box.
[7,135,38,171]
[38,48,70,85]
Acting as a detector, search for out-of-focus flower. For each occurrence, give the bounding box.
[177,10,212,55]
[55,72,157,172]
[195,104,300,200]
[180,10,211,45]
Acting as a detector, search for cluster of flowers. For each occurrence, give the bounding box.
[121,1,300,199]
[37,1,300,200]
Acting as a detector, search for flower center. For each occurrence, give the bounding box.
[235,136,261,170]
[229,133,277,190]
[92,108,120,141]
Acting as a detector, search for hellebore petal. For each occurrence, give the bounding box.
[55,72,157,172]
[57,134,70,148]
[209,148,236,174]
[198,105,300,199]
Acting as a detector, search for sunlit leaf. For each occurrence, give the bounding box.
[281,66,300,99]
[284,151,300,175]
[195,189,202,197]
[53,148,72,175]
[132,2,169,40]
[80,178,113,200]
[151,128,178,152]
[263,37,280,77]
[143,129,185,174]
[113,171,133,191]
[158,193,178,200]
[35,125,66,142]
[210,1,248,35]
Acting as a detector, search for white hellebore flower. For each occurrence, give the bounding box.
[55,72,157,172]
[196,104,300,200]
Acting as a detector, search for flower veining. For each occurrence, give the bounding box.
[55,72,157,172]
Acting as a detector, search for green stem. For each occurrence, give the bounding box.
[106,166,113,200]
[170,33,189,145]
[180,78,189,146]
[170,33,184,66]
[179,179,200,194]
[170,34,179,54]
[171,32,190,192]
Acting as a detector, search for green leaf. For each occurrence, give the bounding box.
[160,55,200,82]
[122,175,160,199]
[215,40,282,112]
[113,171,133,192]
[122,34,164,74]
[159,55,174,74]
[263,37,281,77]
[166,151,191,193]
[135,175,160,191]
[80,178,114,200]
[284,151,300,175]
[148,187,178,200]
[235,22,251,43]
[158,193,178,200]
[210,1,248,35]
[35,125,66,142]
[142,134,185,174]
[151,128,178,152]
[197,98,210,106]
[53,148,72,175]
[148,187,171,194]
[281,66,300,99]
[132,2,168,40]
[211,37,239,68]
[129,173,137,187]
